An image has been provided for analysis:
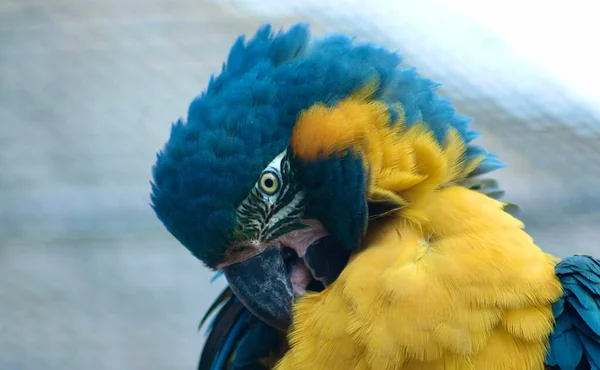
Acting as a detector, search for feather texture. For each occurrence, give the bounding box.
[151,23,502,267]
[276,186,563,370]
[149,23,599,370]
[546,255,600,370]
[198,284,285,370]
[198,288,248,370]
[290,96,505,227]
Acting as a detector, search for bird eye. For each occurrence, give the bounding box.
[258,171,280,196]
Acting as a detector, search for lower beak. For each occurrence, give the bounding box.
[222,246,293,332]
[222,237,351,332]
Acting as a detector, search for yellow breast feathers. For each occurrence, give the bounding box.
[279,93,563,370]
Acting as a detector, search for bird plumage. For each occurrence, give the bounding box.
[276,184,563,370]
[546,256,600,369]
[198,286,284,370]
[150,23,600,370]
[150,23,501,268]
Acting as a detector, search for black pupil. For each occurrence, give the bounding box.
[264,178,274,188]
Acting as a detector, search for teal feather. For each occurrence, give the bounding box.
[199,285,233,332]
[211,309,251,370]
[197,292,247,370]
[578,272,600,285]
[465,130,482,143]
[553,297,566,318]
[568,290,600,336]
[198,286,284,370]
[549,329,583,370]
[580,334,600,369]
[229,320,282,370]
[546,255,600,369]
[211,271,224,283]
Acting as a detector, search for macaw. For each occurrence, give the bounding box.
[150,23,600,370]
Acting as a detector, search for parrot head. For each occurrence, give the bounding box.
[150,24,503,331]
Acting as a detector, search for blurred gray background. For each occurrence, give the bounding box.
[1,0,599,369]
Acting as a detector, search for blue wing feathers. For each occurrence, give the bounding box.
[199,273,283,370]
[212,310,252,370]
[198,292,248,370]
[569,293,600,337]
[198,275,252,370]
[230,320,282,370]
[581,333,600,370]
[549,328,583,370]
[547,255,600,369]
[556,256,600,275]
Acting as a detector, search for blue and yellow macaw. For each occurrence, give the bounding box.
[150,24,600,370]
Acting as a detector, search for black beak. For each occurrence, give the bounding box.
[222,237,351,332]
[222,246,293,332]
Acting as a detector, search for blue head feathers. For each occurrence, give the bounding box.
[150,23,503,267]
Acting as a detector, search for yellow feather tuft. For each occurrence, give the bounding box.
[369,187,409,210]
[290,99,389,161]
[404,123,446,187]
[461,156,485,180]
[472,328,548,369]
[440,129,468,184]
[501,306,555,342]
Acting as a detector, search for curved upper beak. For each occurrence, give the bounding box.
[222,236,350,332]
